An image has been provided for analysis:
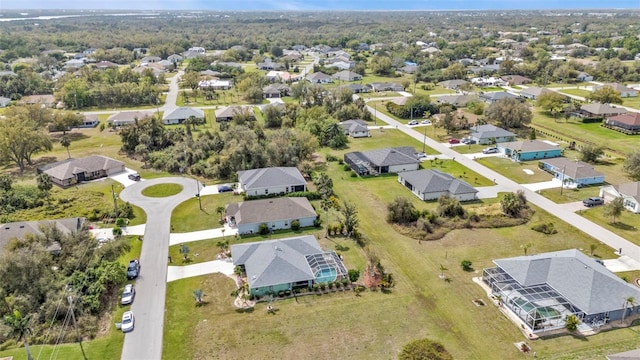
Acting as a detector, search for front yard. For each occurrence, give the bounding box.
[476,157,553,184]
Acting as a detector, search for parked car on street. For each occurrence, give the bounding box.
[482,147,498,154]
[583,197,604,207]
[127,260,140,279]
[121,284,135,305]
[448,138,460,144]
[121,311,135,333]
[408,120,418,125]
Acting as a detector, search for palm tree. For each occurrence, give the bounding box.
[216,206,226,224]
[522,242,533,255]
[622,296,636,323]
[60,135,72,158]
[3,308,33,360]
[439,264,448,279]
[589,244,598,256]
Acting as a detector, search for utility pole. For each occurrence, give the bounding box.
[422,125,428,153]
[196,179,202,211]
[67,295,88,360]
[560,164,566,196]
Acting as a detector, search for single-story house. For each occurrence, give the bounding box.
[398,169,478,201]
[79,114,99,128]
[437,79,470,90]
[0,217,85,256]
[95,61,118,69]
[501,75,531,86]
[479,91,519,104]
[539,158,605,186]
[368,82,404,92]
[226,197,317,235]
[265,71,298,82]
[398,65,418,74]
[230,235,348,296]
[433,110,479,129]
[483,249,640,334]
[520,87,553,100]
[436,94,476,107]
[343,84,370,94]
[594,83,638,98]
[332,70,362,82]
[18,95,56,108]
[344,147,420,176]
[198,79,232,90]
[238,167,307,196]
[38,155,125,187]
[576,72,593,82]
[140,56,161,64]
[600,182,640,214]
[306,72,333,84]
[339,119,370,138]
[469,124,516,145]
[107,111,155,127]
[214,106,255,122]
[604,112,640,133]
[498,140,562,161]
[262,85,282,98]
[578,103,627,119]
[0,96,12,107]
[167,54,183,63]
[162,107,205,125]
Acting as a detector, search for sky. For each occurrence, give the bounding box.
[3,0,640,10]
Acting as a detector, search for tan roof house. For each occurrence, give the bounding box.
[38,155,125,187]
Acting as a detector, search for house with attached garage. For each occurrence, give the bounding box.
[38,155,125,187]
[479,91,519,104]
[107,110,155,127]
[331,70,362,82]
[600,182,640,214]
[339,119,370,138]
[226,197,317,235]
[306,72,333,84]
[398,169,478,201]
[594,83,638,98]
[238,167,307,197]
[468,124,516,145]
[498,140,562,161]
[162,107,205,125]
[0,217,86,256]
[577,103,627,119]
[230,235,348,296]
[214,106,255,122]
[539,158,605,186]
[519,87,554,100]
[576,72,593,82]
[604,112,640,134]
[437,79,469,90]
[344,147,420,176]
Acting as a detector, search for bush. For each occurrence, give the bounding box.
[285,191,321,200]
[326,154,338,162]
[290,219,301,231]
[343,164,351,171]
[460,260,473,271]
[338,159,344,165]
[342,278,349,286]
[531,222,557,235]
[328,282,334,289]
[350,172,357,178]
[115,218,127,227]
[320,283,326,290]
[313,283,320,291]
[258,223,270,235]
[347,269,360,282]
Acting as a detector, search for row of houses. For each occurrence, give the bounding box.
[106,107,205,126]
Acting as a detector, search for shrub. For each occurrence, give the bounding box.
[338,159,344,165]
[326,154,338,162]
[290,219,301,231]
[342,278,349,286]
[343,164,351,171]
[258,223,270,235]
[347,269,360,282]
[350,172,357,178]
[320,283,326,290]
[531,222,557,235]
[115,218,127,227]
[399,338,453,360]
[286,191,322,200]
[460,260,473,271]
[313,283,320,291]
[328,282,334,289]
[313,218,322,227]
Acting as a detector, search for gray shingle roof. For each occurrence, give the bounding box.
[499,140,560,153]
[107,110,155,125]
[339,119,369,134]
[215,105,254,119]
[0,218,84,255]
[226,197,316,226]
[480,91,519,101]
[238,167,306,191]
[162,107,204,121]
[494,249,640,315]
[581,103,627,116]
[540,158,604,180]
[231,235,321,288]
[615,182,640,202]
[400,169,478,195]
[348,147,419,167]
[307,72,332,81]
[520,87,551,97]
[470,124,515,139]
[40,156,125,182]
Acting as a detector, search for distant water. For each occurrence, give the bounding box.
[0,13,155,22]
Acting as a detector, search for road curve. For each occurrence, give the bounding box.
[366,105,640,262]
[119,177,199,360]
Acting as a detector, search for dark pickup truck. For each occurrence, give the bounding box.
[582,197,604,207]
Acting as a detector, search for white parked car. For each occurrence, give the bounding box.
[420,119,432,125]
[121,311,135,333]
[482,147,498,154]
[121,284,135,305]
[408,120,418,125]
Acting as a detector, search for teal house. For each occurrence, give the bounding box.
[230,235,348,296]
[498,140,562,161]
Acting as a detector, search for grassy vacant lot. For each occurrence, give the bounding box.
[540,185,601,204]
[558,88,591,98]
[622,96,640,110]
[341,128,439,155]
[476,157,553,184]
[161,155,638,359]
[171,192,239,232]
[358,91,401,98]
[141,183,183,197]
[0,237,143,360]
[579,207,640,247]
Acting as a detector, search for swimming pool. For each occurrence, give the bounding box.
[315,267,337,283]
[513,298,560,318]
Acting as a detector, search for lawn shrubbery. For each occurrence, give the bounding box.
[531,222,558,235]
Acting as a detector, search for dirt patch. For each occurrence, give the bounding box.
[363,264,381,289]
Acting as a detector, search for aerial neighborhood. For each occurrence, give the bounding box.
[2,6,640,360]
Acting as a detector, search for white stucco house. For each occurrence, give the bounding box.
[226,197,317,235]
[398,169,478,201]
[600,182,640,214]
[238,167,307,197]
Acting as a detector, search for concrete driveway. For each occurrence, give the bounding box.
[167,259,235,282]
[109,168,143,187]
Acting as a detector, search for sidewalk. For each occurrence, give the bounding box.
[167,259,235,282]
[169,226,238,246]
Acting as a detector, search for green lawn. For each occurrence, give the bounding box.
[539,185,602,204]
[559,88,591,98]
[171,192,239,233]
[141,183,183,197]
[622,96,640,110]
[579,207,640,246]
[476,157,554,184]
[358,91,401,98]
[0,237,143,360]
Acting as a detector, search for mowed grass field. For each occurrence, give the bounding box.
[162,153,640,359]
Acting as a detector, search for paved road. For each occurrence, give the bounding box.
[366,105,640,264]
[160,70,184,112]
[119,177,199,360]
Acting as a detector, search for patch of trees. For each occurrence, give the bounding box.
[0,70,53,99]
[579,144,604,164]
[0,106,53,172]
[484,98,532,129]
[385,95,438,119]
[0,176,45,217]
[536,92,569,117]
[623,149,640,180]
[586,85,623,105]
[399,338,453,360]
[0,225,131,346]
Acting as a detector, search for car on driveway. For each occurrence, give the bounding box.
[121,311,135,333]
[420,119,432,125]
[461,138,476,144]
[127,260,140,279]
[583,197,604,207]
[217,184,233,192]
[414,152,427,159]
[128,173,141,181]
[448,138,460,144]
[408,120,418,126]
[482,147,498,154]
[121,284,135,305]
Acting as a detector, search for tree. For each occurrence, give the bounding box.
[399,338,453,360]
[439,264,448,279]
[536,91,567,116]
[0,116,52,172]
[586,86,623,104]
[0,174,13,192]
[460,260,473,271]
[387,197,420,224]
[623,149,640,180]
[369,55,393,75]
[36,173,53,202]
[579,144,604,163]
[521,242,533,255]
[347,269,360,283]
[60,136,72,159]
[181,71,200,90]
[270,46,283,58]
[263,105,283,128]
[437,195,465,218]
[603,197,624,224]
[51,111,83,134]
[3,308,33,360]
[622,296,636,323]
[501,191,527,218]
[216,206,226,224]
[484,98,532,129]
[322,122,348,149]
[341,201,359,238]
[314,173,334,199]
